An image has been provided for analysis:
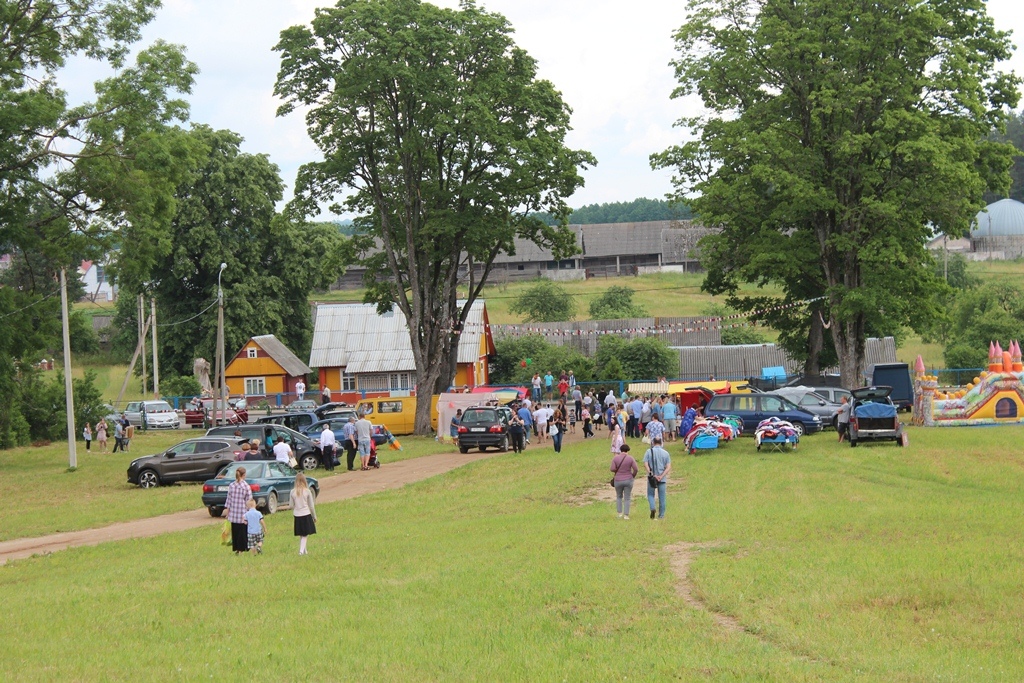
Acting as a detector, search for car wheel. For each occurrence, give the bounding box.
[479,445,487,452]
[459,445,469,454]
[301,453,319,471]
[792,422,805,437]
[138,469,160,489]
[208,506,223,518]
[499,436,509,452]
[265,492,278,515]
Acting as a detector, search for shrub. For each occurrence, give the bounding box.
[509,280,576,322]
[589,286,646,319]
[160,374,203,399]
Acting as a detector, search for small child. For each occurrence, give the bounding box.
[568,407,577,434]
[582,408,593,438]
[244,499,266,555]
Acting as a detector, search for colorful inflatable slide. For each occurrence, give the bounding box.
[913,342,1024,426]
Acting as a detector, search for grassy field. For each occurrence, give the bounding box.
[2,426,1023,680]
[0,431,452,542]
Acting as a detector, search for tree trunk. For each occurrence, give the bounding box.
[831,313,866,390]
[803,308,825,377]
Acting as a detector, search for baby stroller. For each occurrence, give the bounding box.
[366,438,381,469]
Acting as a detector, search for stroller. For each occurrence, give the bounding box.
[366,431,383,469]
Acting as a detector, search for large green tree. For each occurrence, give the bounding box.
[113,126,350,378]
[275,0,594,433]
[0,1,197,445]
[653,0,1020,387]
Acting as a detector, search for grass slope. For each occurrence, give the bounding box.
[3,427,1023,680]
[0,432,451,542]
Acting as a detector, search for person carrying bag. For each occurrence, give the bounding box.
[643,437,672,520]
[609,444,639,520]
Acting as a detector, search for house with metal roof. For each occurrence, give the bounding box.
[308,300,495,402]
[225,334,312,400]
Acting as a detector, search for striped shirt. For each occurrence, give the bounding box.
[225,480,253,523]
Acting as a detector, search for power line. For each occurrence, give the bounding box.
[0,290,61,319]
[155,298,218,327]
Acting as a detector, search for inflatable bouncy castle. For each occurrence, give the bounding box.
[913,342,1024,426]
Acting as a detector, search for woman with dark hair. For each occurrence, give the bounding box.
[551,408,567,453]
[225,467,253,555]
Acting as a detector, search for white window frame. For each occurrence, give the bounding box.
[247,348,258,359]
[244,377,266,395]
[341,370,357,391]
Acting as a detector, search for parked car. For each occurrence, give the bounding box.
[320,408,358,423]
[288,399,319,413]
[301,417,390,446]
[183,397,248,428]
[774,387,843,429]
[256,411,321,433]
[805,386,853,406]
[206,424,323,470]
[127,437,246,488]
[201,461,319,517]
[870,364,913,411]
[353,397,417,434]
[704,393,822,436]
[456,406,512,453]
[123,400,180,429]
[848,386,905,447]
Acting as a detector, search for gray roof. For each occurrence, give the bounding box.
[492,316,721,356]
[971,199,1024,238]
[672,337,898,381]
[309,300,489,371]
[251,335,311,377]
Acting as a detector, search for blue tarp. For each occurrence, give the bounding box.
[854,402,897,419]
[762,366,787,379]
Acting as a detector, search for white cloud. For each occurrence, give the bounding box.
[50,0,1024,214]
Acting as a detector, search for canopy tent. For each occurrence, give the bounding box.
[470,385,527,402]
[436,392,499,444]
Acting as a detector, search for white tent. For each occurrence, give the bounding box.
[436,392,499,444]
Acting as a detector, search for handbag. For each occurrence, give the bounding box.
[220,520,231,546]
[550,424,559,436]
[646,449,660,488]
[289,455,298,468]
[642,435,651,445]
[610,454,625,487]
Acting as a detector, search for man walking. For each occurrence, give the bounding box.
[321,384,331,405]
[517,402,534,443]
[572,386,583,422]
[643,437,672,519]
[662,396,679,442]
[342,416,358,470]
[295,378,306,401]
[355,413,374,470]
[319,424,336,471]
[112,418,125,453]
[630,396,644,439]
[532,373,542,403]
[645,414,666,444]
[544,371,554,400]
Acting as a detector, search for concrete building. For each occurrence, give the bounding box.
[970,198,1024,259]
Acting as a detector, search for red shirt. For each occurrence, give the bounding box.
[558,380,569,395]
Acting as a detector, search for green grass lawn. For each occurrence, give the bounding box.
[3,426,1023,680]
[0,431,452,542]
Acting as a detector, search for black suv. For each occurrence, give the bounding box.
[206,424,323,470]
[457,406,512,453]
[127,437,245,488]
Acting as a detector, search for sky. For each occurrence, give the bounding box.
[62,0,1024,217]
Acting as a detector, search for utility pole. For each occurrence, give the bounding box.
[218,263,227,426]
[60,268,77,469]
[138,294,147,395]
[151,297,159,397]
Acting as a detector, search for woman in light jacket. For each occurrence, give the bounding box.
[292,472,317,555]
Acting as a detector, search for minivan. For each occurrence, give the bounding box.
[705,393,822,436]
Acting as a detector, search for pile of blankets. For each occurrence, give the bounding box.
[754,417,799,446]
[684,424,721,450]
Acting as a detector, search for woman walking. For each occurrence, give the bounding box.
[83,423,92,451]
[225,467,253,555]
[610,443,638,519]
[292,472,317,555]
[551,408,567,453]
[508,411,526,453]
[96,419,108,452]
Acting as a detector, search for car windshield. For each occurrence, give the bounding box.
[462,409,497,423]
[216,462,266,479]
[147,402,173,412]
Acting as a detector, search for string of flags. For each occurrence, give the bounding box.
[445,296,826,337]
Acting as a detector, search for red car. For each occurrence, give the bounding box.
[184,398,249,428]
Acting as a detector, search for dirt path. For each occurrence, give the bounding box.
[0,448,504,566]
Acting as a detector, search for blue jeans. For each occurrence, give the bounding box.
[552,431,563,452]
[647,480,667,517]
[532,387,541,402]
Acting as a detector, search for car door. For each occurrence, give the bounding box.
[161,441,197,482]
[729,395,758,431]
[124,402,141,426]
[193,440,233,479]
[759,396,790,424]
[267,461,296,504]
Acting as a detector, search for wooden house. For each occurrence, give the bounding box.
[225,335,311,399]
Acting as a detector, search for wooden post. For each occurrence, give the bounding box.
[60,269,77,469]
[151,297,159,397]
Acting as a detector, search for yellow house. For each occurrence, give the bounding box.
[225,335,312,398]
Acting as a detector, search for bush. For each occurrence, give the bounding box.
[595,335,676,380]
[721,326,769,345]
[490,335,593,385]
[509,280,576,322]
[589,286,646,320]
